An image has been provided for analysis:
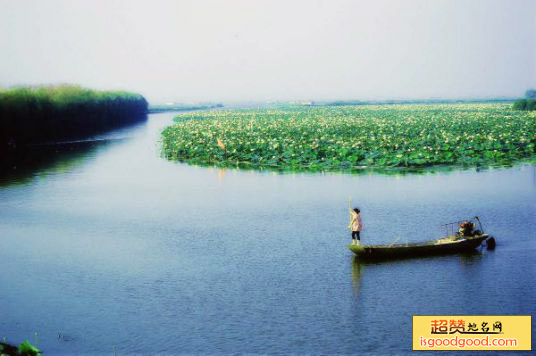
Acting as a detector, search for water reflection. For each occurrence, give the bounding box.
[351,256,363,297]
[352,250,485,265]
[0,119,148,187]
[349,250,488,299]
[458,250,485,263]
[175,154,529,178]
[217,168,226,180]
[0,140,120,187]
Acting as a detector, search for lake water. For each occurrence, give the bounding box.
[1,113,534,354]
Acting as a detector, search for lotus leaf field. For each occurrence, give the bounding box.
[161,103,536,172]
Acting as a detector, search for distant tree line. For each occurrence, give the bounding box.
[0,85,148,170]
[512,89,536,111]
[321,98,515,107]
[148,103,223,113]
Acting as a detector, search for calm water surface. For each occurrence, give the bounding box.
[1,113,535,354]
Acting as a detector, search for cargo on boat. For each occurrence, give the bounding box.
[348,217,492,259]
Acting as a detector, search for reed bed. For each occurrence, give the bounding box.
[0,85,147,169]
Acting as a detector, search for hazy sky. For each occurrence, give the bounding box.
[1,0,534,103]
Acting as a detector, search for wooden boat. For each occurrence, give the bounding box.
[348,217,491,260]
[348,234,489,259]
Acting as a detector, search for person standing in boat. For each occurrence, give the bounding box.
[349,208,363,245]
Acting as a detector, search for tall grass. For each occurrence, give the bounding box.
[0,85,148,169]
